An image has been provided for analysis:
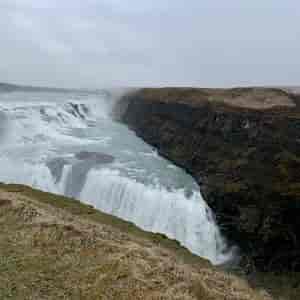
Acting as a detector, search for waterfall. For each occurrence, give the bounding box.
[0,89,233,265]
[78,167,230,264]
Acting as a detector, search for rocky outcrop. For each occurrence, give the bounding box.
[75,151,114,164]
[117,87,300,272]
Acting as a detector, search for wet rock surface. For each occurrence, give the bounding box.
[47,152,115,198]
[75,151,114,164]
[46,158,69,183]
[118,87,300,272]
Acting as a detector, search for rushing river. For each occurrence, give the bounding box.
[0,89,231,264]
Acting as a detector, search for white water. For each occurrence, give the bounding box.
[0,89,231,264]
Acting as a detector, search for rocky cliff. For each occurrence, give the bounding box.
[117,87,300,272]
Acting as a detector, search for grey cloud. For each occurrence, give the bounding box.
[0,0,299,88]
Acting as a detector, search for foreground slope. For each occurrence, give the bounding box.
[118,87,300,272]
[0,183,271,300]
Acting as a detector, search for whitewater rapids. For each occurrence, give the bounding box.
[0,89,231,264]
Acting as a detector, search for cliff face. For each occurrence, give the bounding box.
[118,87,300,271]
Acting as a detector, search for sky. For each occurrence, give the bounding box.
[0,0,299,89]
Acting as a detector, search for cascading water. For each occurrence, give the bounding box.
[0,89,232,265]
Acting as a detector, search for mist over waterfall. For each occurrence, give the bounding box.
[0,89,232,265]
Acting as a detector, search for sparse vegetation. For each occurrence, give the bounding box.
[0,183,272,299]
[132,87,296,110]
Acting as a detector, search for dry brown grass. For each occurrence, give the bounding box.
[133,87,296,110]
[0,184,273,300]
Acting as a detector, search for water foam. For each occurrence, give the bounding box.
[0,90,233,265]
[0,157,58,193]
[79,168,230,264]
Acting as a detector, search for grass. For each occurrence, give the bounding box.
[0,183,200,265]
[0,183,278,299]
[131,87,297,111]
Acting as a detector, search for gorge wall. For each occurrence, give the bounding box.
[117,87,300,271]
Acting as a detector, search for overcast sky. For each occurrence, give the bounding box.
[0,0,299,88]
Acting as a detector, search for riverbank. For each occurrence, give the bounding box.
[0,183,272,299]
[117,87,300,272]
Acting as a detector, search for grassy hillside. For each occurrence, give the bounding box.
[129,87,297,110]
[0,183,272,300]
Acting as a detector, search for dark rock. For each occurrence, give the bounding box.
[75,151,114,164]
[117,87,300,272]
[57,152,114,198]
[46,158,68,183]
[67,103,85,119]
